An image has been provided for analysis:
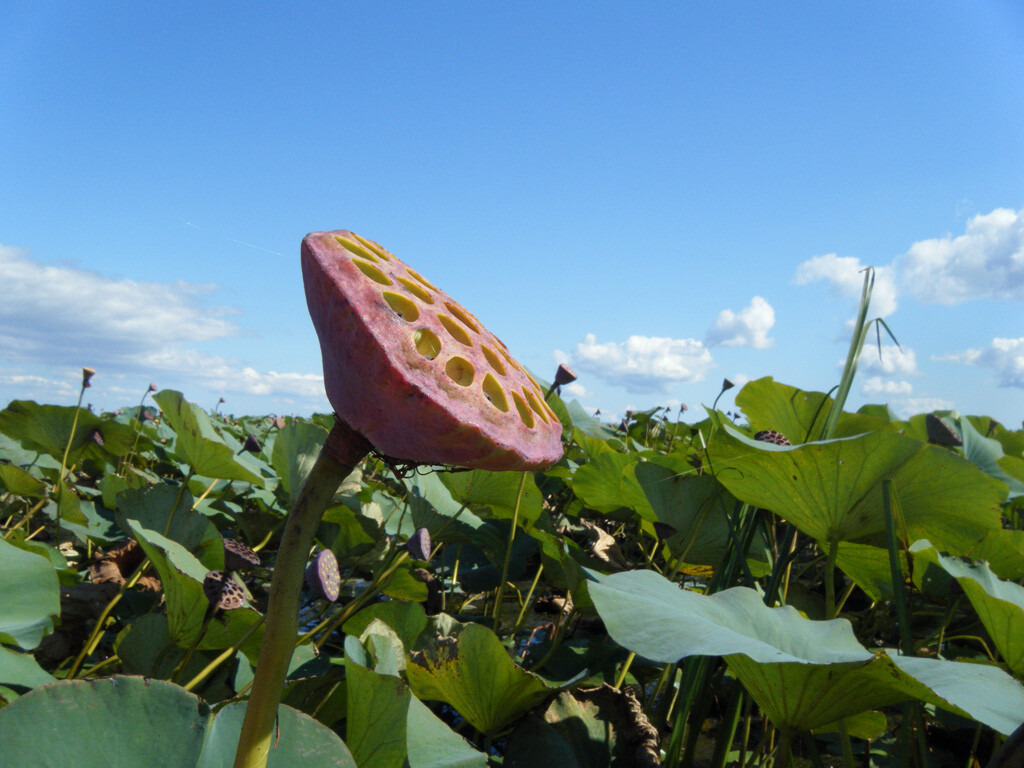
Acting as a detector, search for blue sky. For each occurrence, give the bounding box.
[1,1,1022,427]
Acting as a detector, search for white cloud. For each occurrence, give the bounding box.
[562,381,591,398]
[728,373,751,390]
[0,245,238,368]
[899,207,1024,304]
[794,254,899,317]
[890,397,956,419]
[559,333,714,394]
[857,345,919,376]
[0,245,329,408]
[937,337,1024,388]
[705,296,775,348]
[862,377,913,396]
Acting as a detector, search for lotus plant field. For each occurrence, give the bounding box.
[1,233,1023,768]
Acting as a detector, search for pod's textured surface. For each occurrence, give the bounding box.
[302,230,563,471]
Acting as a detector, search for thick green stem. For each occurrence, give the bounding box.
[233,420,369,768]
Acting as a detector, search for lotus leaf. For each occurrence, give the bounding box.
[590,569,1024,734]
[0,538,59,650]
[153,390,263,485]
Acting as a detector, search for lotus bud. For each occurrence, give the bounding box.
[242,434,261,453]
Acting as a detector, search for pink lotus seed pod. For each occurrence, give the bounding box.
[148,383,158,392]
[82,367,96,388]
[302,230,563,471]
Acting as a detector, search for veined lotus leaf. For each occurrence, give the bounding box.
[406,621,562,735]
[570,451,656,520]
[0,400,134,464]
[734,378,896,444]
[198,698,356,767]
[439,469,543,525]
[504,685,660,768]
[123,520,263,662]
[401,472,506,555]
[344,626,487,768]
[270,420,329,505]
[966,528,1024,580]
[345,630,411,768]
[959,416,1024,500]
[0,645,55,692]
[116,485,223,568]
[152,390,263,486]
[0,538,59,650]
[343,601,429,651]
[0,463,46,498]
[0,676,355,767]
[813,710,887,741]
[706,423,1003,549]
[590,569,1024,734]
[911,540,1024,674]
[734,377,833,444]
[835,540,909,602]
[634,459,733,567]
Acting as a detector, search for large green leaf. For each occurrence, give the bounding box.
[911,540,1024,674]
[0,646,55,692]
[439,469,543,526]
[271,420,328,504]
[343,601,428,650]
[406,695,489,768]
[400,473,505,555]
[570,451,655,520]
[0,400,134,464]
[152,390,262,485]
[0,675,355,767]
[0,538,59,649]
[344,625,487,768]
[505,685,658,768]
[116,484,223,567]
[707,423,1002,549]
[735,378,895,443]
[123,520,263,660]
[197,699,356,767]
[959,416,1024,500]
[589,569,1024,734]
[345,629,412,768]
[406,621,560,735]
[734,377,832,444]
[634,459,732,567]
[0,464,46,498]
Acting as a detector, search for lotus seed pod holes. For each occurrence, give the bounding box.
[302,230,563,471]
